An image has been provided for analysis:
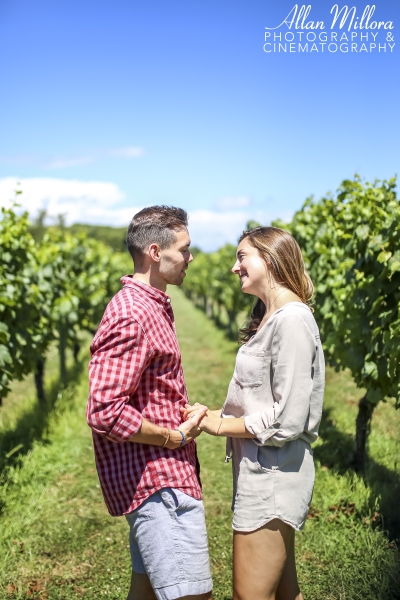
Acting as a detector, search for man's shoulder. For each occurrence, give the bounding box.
[103,286,159,326]
[90,287,159,353]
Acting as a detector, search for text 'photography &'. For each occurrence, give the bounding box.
[263,4,395,54]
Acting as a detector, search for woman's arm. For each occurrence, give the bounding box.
[244,313,317,446]
[182,405,256,438]
[183,313,318,444]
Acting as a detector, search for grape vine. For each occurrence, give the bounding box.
[0,205,132,403]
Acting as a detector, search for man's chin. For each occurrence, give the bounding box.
[166,274,185,287]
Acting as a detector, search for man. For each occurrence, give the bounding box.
[86,206,213,600]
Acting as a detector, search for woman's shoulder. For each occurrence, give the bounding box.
[273,302,320,336]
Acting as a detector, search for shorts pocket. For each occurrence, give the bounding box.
[235,457,275,507]
[257,446,280,472]
[160,488,179,512]
[126,496,156,523]
[233,458,276,531]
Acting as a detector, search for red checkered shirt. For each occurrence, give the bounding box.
[86,276,202,516]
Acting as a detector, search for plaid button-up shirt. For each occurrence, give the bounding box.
[86,276,201,516]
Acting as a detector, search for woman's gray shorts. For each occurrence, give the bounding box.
[125,488,212,600]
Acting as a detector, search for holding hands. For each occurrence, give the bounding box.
[180,403,223,436]
[174,404,209,445]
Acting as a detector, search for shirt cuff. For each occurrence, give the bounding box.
[244,412,282,446]
[107,404,143,442]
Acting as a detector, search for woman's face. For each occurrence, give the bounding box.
[232,238,268,296]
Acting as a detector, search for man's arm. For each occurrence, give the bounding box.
[88,316,157,441]
[128,410,207,449]
[87,315,206,449]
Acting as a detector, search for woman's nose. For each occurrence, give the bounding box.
[231,260,240,274]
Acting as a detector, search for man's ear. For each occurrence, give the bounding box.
[148,243,161,263]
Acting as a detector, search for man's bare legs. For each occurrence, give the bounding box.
[127,571,212,600]
[127,572,157,600]
[233,519,303,600]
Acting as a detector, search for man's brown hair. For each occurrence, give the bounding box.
[126,205,188,261]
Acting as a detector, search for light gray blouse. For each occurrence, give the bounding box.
[222,301,325,446]
[221,302,325,532]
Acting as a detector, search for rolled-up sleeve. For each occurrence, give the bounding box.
[87,316,154,442]
[244,313,316,446]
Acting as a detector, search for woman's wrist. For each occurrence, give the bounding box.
[215,419,223,436]
[213,417,256,439]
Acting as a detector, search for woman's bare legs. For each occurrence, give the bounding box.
[233,519,303,600]
[275,529,303,600]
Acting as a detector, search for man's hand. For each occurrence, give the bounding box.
[166,405,208,449]
[180,403,222,436]
[180,402,208,421]
[126,405,207,449]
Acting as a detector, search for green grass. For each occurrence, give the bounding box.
[0,288,399,599]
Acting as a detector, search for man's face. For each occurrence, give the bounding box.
[159,228,193,286]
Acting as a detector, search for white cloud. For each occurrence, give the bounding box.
[0,177,140,226]
[214,196,250,210]
[0,177,293,250]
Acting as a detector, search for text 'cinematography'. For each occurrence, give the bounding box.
[263,4,395,53]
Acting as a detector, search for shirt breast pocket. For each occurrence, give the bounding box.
[233,348,267,388]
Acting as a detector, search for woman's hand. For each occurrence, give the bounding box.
[180,402,209,421]
[181,404,222,436]
[166,405,208,449]
[180,404,256,439]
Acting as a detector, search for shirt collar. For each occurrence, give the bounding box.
[120,275,171,306]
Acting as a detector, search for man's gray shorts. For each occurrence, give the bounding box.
[125,488,213,600]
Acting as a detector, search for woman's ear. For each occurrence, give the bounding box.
[265,264,276,289]
[148,243,161,263]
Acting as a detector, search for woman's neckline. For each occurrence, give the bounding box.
[246,301,310,344]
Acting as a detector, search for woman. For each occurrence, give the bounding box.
[183,226,325,600]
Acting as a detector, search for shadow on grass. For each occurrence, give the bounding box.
[315,407,400,542]
[0,357,85,480]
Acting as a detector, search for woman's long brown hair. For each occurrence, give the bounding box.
[238,226,314,344]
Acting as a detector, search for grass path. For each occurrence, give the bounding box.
[0,288,399,599]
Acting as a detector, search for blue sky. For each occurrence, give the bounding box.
[0,0,399,249]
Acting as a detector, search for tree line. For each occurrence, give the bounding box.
[183,176,400,472]
[0,199,131,405]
